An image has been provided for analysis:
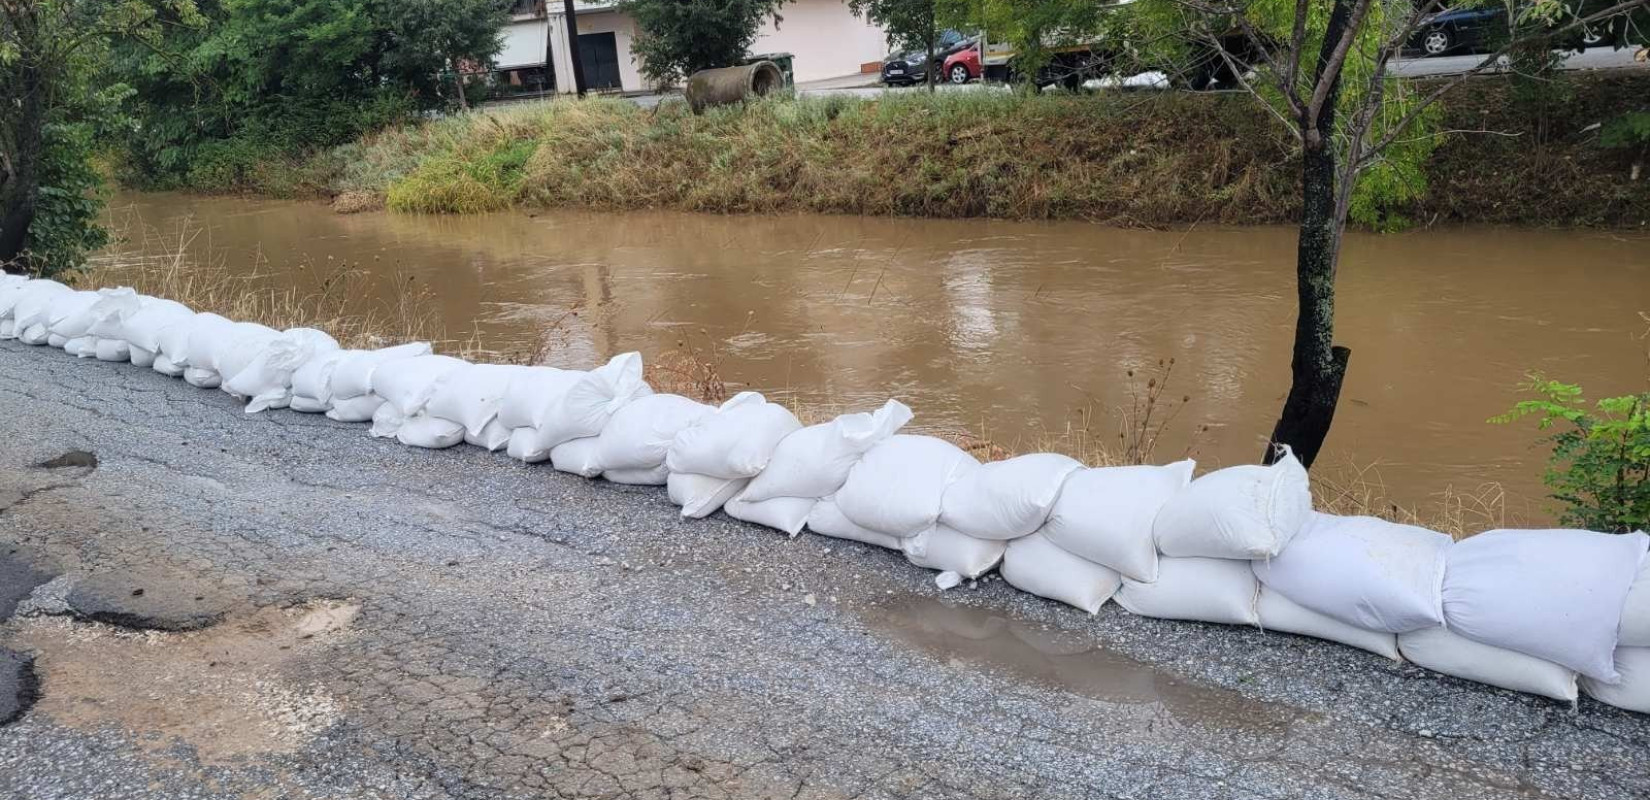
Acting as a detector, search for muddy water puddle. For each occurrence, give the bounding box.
[95,193,1650,513]
[865,597,1303,732]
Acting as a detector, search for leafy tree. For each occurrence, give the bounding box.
[115,0,507,190]
[2,0,188,277]
[850,0,941,91]
[1493,377,1650,533]
[1152,0,1650,468]
[617,0,785,85]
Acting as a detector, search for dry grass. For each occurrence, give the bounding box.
[1311,459,1509,540]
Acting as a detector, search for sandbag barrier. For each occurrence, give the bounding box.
[5,276,1649,713]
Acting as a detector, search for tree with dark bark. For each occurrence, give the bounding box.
[1156,0,1649,468]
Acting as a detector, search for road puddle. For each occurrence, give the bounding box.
[866,596,1303,732]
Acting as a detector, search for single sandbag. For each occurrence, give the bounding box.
[835,435,980,538]
[329,342,434,401]
[536,352,650,448]
[466,418,513,451]
[1442,528,1647,683]
[396,414,467,449]
[8,280,73,335]
[939,453,1083,541]
[43,290,102,341]
[667,472,750,519]
[129,345,158,368]
[666,392,802,480]
[121,298,193,354]
[496,366,584,430]
[724,494,816,536]
[1581,647,1650,714]
[741,400,913,502]
[424,363,528,438]
[158,313,228,371]
[93,338,130,362]
[1398,626,1578,702]
[327,394,384,423]
[371,354,469,417]
[549,436,604,477]
[604,464,670,486]
[903,526,1006,578]
[806,497,905,550]
[1251,512,1450,634]
[1616,559,1650,647]
[1153,449,1312,560]
[223,328,340,412]
[18,323,50,346]
[594,393,715,472]
[1038,460,1195,582]
[999,532,1122,615]
[290,350,349,413]
[1256,587,1400,661]
[1116,556,1258,626]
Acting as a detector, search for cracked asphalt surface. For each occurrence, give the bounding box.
[1,339,1647,799]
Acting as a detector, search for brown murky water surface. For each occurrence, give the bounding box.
[95,192,1649,515]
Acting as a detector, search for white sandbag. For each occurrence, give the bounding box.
[1251,512,1450,634]
[806,497,906,550]
[94,338,130,362]
[211,323,282,393]
[1153,449,1312,560]
[506,427,552,463]
[594,393,715,471]
[129,346,157,368]
[1618,560,1650,647]
[82,287,143,340]
[999,532,1122,615]
[290,350,349,413]
[9,280,72,333]
[835,435,980,538]
[329,342,434,401]
[724,494,816,536]
[1443,528,1647,683]
[666,392,802,480]
[396,414,466,449]
[157,313,225,369]
[496,366,583,430]
[224,328,340,412]
[1398,626,1578,702]
[423,363,527,439]
[1581,647,1650,714]
[903,526,1006,579]
[667,472,750,519]
[42,290,100,340]
[465,418,513,451]
[46,333,68,349]
[63,336,93,356]
[536,352,650,448]
[183,366,221,388]
[0,277,33,330]
[120,298,193,353]
[1116,556,1258,626]
[549,436,604,477]
[939,453,1083,541]
[1038,460,1195,582]
[326,394,384,423]
[152,353,183,377]
[1256,586,1400,661]
[0,319,12,339]
[370,354,469,416]
[604,464,670,485]
[369,402,404,438]
[19,323,49,345]
[741,400,912,503]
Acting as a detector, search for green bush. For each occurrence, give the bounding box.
[1492,377,1650,533]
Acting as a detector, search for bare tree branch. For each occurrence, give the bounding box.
[1305,0,1377,126]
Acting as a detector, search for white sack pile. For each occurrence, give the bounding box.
[12,275,1650,716]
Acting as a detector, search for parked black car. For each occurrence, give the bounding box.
[881,30,975,86]
[1408,1,1625,57]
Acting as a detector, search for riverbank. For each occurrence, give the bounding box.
[151,70,1650,228]
[3,341,1647,799]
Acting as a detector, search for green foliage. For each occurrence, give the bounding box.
[849,0,937,61]
[114,0,506,191]
[617,0,785,85]
[1492,377,1650,533]
[1601,110,1650,150]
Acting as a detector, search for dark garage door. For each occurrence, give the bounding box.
[578,32,622,90]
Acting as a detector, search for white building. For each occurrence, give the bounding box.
[493,0,889,95]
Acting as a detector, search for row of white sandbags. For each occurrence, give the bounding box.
[6,276,1649,713]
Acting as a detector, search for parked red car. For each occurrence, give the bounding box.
[942,47,980,84]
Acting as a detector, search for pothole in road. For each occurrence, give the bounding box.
[32,450,98,470]
[11,599,361,762]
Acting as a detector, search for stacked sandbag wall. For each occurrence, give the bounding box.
[4,274,1649,713]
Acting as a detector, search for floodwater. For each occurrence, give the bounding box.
[865,597,1303,733]
[95,192,1649,515]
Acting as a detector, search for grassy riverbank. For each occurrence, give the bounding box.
[179,70,1650,228]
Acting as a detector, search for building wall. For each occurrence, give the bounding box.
[498,17,549,69]
[572,9,646,92]
[752,0,890,83]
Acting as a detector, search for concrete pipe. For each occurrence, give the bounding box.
[684,61,786,113]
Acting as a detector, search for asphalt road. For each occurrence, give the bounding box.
[2,340,1648,799]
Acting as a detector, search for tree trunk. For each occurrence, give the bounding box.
[925,38,936,93]
[562,0,587,97]
[0,61,45,273]
[1264,0,1358,469]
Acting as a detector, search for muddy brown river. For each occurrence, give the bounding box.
[94,192,1648,519]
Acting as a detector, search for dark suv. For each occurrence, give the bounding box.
[1408,1,1629,56]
